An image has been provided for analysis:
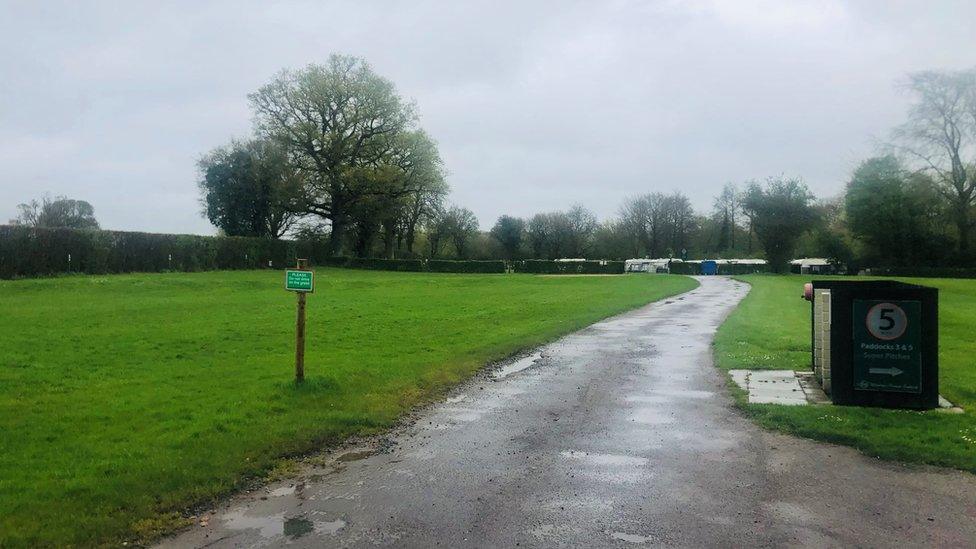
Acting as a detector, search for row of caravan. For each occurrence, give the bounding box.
[624,257,836,275]
[624,258,769,275]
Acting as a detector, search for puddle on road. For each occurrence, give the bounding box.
[315,518,347,535]
[544,497,614,513]
[445,394,467,404]
[559,449,651,483]
[223,508,346,540]
[531,522,584,540]
[268,485,296,497]
[560,450,648,466]
[223,508,284,538]
[610,531,654,544]
[283,516,314,538]
[337,449,374,462]
[493,352,543,379]
[441,407,483,422]
[624,395,672,405]
[648,388,714,399]
[629,408,676,425]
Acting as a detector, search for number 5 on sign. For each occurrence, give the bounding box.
[285,260,314,382]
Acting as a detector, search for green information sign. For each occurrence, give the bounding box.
[852,299,921,394]
[285,269,314,292]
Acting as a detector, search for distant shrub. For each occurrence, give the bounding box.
[344,257,426,272]
[513,260,624,274]
[426,260,507,273]
[667,262,698,275]
[868,267,976,279]
[0,225,331,279]
[717,263,769,275]
[318,256,352,268]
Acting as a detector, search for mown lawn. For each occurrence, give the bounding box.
[0,269,696,547]
[715,275,976,473]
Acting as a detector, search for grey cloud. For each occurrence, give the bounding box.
[1,0,974,233]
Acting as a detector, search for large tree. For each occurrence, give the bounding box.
[894,68,976,257]
[741,177,819,272]
[444,206,479,258]
[591,219,633,260]
[659,192,696,257]
[490,215,526,259]
[712,182,740,251]
[527,211,573,259]
[198,138,302,238]
[618,193,662,258]
[527,212,554,259]
[565,204,597,258]
[386,130,448,257]
[617,192,695,258]
[845,156,946,266]
[10,196,99,229]
[249,54,415,255]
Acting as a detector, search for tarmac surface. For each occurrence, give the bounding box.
[161,276,976,548]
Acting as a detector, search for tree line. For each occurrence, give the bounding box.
[8,195,99,230]
[195,56,974,272]
[8,60,972,275]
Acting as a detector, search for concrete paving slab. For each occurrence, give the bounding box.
[730,369,808,405]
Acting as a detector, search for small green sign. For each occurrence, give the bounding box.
[285,270,314,292]
[852,299,922,393]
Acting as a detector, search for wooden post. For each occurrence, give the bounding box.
[294,258,309,382]
[295,292,306,382]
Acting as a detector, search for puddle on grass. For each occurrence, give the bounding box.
[493,352,543,379]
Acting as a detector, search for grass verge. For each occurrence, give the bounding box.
[714,274,976,473]
[0,269,696,546]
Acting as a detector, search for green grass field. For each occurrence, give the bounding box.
[0,269,696,547]
[715,275,976,473]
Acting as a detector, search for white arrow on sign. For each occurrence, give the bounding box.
[868,367,903,376]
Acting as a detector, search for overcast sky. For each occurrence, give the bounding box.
[2,0,974,234]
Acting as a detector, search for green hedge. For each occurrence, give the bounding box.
[513,260,624,274]
[344,257,426,272]
[667,262,697,275]
[2,225,662,279]
[717,263,768,275]
[868,266,976,279]
[325,258,505,273]
[426,259,507,273]
[0,225,330,279]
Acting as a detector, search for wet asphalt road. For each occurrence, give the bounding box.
[162,276,976,548]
